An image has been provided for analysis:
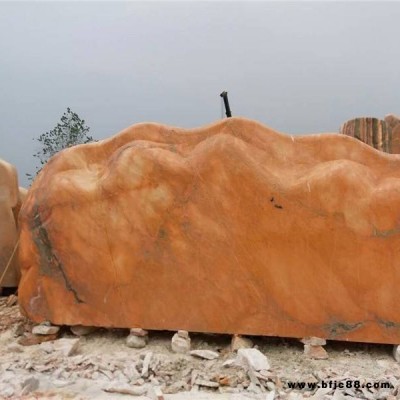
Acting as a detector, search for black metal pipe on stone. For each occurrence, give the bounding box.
[220,91,232,118]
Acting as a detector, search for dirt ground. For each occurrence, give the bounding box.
[0,295,399,400]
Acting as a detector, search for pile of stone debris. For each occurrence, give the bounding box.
[1,296,400,400]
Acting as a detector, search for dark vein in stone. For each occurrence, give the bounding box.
[31,206,84,304]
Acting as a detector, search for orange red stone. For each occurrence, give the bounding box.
[18,118,400,344]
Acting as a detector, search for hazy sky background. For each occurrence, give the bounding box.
[1,1,399,187]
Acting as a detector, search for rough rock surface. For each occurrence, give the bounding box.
[0,159,24,288]
[18,117,400,344]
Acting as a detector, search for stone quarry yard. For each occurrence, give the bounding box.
[0,296,400,400]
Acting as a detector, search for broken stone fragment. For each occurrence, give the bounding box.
[126,330,148,348]
[231,335,253,352]
[222,359,237,368]
[70,325,97,336]
[189,349,219,360]
[195,379,219,388]
[18,333,58,346]
[266,381,275,391]
[20,377,39,396]
[40,338,80,357]
[236,348,270,371]
[171,331,191,353]
[141,352,152,377]
[32,322,60,335]
[303,344,328,359]
[103,383,147,396]
[300,336,326,346]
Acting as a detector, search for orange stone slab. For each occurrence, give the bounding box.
[18,118,400,344]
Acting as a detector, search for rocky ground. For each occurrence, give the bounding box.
[1,295,400,400]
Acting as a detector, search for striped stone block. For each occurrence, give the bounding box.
[340,117,391,153]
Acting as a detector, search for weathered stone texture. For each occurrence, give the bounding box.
[17,117,400,344]
[385,114,400,154]
[340,117,391,152]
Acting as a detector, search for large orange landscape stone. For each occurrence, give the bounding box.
[0,159,22,287]
[18,118,400,344]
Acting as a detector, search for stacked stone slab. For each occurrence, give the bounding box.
[340,117,391,153]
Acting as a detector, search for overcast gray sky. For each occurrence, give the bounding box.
[1,1,399,187]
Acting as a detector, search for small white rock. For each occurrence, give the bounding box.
[32,323,60,335]
[171,332,190,353]
[189,350,219,360]
[104,383,147,396]
[266,381,275,391]
[141,352,152,377]
[195,379,219,388]
[236,348,270,371]
[126,334,147,349]
[393,345,400,363]
[222,359,237,367]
